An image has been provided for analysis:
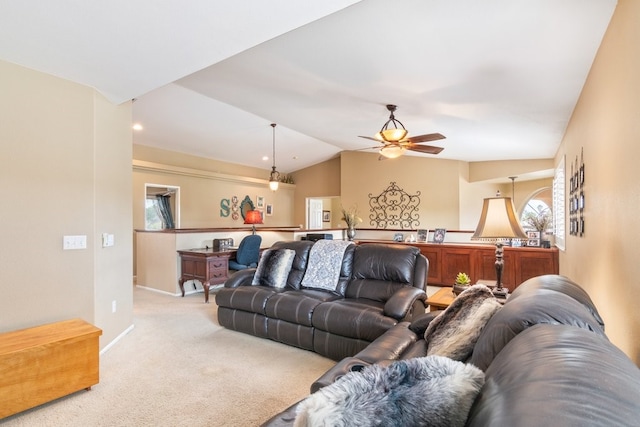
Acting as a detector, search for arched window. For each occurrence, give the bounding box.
[520,188,553,233]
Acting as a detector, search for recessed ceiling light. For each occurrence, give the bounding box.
[132,123,143,131]
[262,156,269,161]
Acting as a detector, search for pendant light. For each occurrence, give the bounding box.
[269,123,280,191]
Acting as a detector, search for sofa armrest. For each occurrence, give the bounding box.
[383,287,427,320]
[224,268,256,288]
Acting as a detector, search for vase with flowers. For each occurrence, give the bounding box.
[341,205,362,241]
[523,209,552,245]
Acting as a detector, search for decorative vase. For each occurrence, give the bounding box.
[346,226,356,241]
[452,284,470,295]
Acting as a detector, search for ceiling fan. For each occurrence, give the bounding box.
[358,104,445,159]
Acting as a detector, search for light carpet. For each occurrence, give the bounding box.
[0,287,335,427]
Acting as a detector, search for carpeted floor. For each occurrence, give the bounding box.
[0,287,335,427]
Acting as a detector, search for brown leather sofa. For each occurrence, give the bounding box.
[215,241,428,361]
[263,275,640,426]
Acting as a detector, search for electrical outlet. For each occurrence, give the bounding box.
[112,300,117,313]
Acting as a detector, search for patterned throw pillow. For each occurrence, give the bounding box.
[251,249,296,288]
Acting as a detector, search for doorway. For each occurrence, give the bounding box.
[306,196,340,230]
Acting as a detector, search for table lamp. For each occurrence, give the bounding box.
[244,210,263,235]
[471,196,528,297]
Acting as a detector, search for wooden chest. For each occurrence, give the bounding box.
[0,318,102,418]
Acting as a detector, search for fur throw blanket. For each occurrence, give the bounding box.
[425,285,502,361]
[294,355,485,427]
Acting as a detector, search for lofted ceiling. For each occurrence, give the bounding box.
[0,0,616,175]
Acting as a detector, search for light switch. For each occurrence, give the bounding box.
[63,235,87,250]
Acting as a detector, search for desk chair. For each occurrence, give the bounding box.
[228,235,262,271]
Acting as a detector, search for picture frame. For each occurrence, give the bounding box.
[527,231,541,239]
[416,229,429,243]
[266,204,273,216]
[433,228,446,244]
[256,196,265,209]
[322,210,330,222]
[527,238,541,247]
[393,233,404,242]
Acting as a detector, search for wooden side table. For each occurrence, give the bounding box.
[177,248,234,303]
[426,285,508,312]
[425,287,456,311]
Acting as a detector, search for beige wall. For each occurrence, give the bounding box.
[291,156,341,227]
[0,60,132,349]
[132,147,295,231]
[556,0,640,364]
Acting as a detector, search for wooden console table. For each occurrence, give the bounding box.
[357,240,559,292]
[177,248,235,303]
[0,319,102,418]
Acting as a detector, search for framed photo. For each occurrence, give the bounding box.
[527,231,541,239]
[266,204,273,216]
[393,233,404,242]
[322,210,330,222]
[416,229,428,243]
[256,196,265,208]
[433,228,446,244]
[527,238,541,247]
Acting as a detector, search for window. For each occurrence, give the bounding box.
[521,194,552,232]
[145,184,180,230]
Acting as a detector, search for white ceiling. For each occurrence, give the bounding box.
[0,0,616,175]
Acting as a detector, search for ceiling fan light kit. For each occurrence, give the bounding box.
[379,145,406,159]
[376,104,408,143]
[359,104,446,159]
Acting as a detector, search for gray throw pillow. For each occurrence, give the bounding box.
[294,355,485,427]
[251,249,295,288]
[425,285,501,362]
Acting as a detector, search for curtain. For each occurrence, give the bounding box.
[156,195,175,229]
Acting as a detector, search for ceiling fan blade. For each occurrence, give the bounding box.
[358,135,381,142]
[407,144,444,155]
[353,143,385,152]
[406,133,446,144]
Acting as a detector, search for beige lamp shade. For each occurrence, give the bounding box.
[472,197,527,240]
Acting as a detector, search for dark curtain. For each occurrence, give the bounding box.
[156,195,175,229]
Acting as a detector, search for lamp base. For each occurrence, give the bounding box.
[492,287,508,298]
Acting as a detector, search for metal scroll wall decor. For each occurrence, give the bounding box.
[368,182,421,229]
[569,148,585,236]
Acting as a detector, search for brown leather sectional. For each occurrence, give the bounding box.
[215,240,428,361]
[262,275,640,426]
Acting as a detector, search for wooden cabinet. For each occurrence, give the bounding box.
[417,243,558,291]
[358,240,559,292]
[177,248,233,303]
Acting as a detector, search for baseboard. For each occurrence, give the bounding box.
[100,323,135,356]
[135,284,184,297]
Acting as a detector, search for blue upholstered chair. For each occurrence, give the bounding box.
[228,235,262,271]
